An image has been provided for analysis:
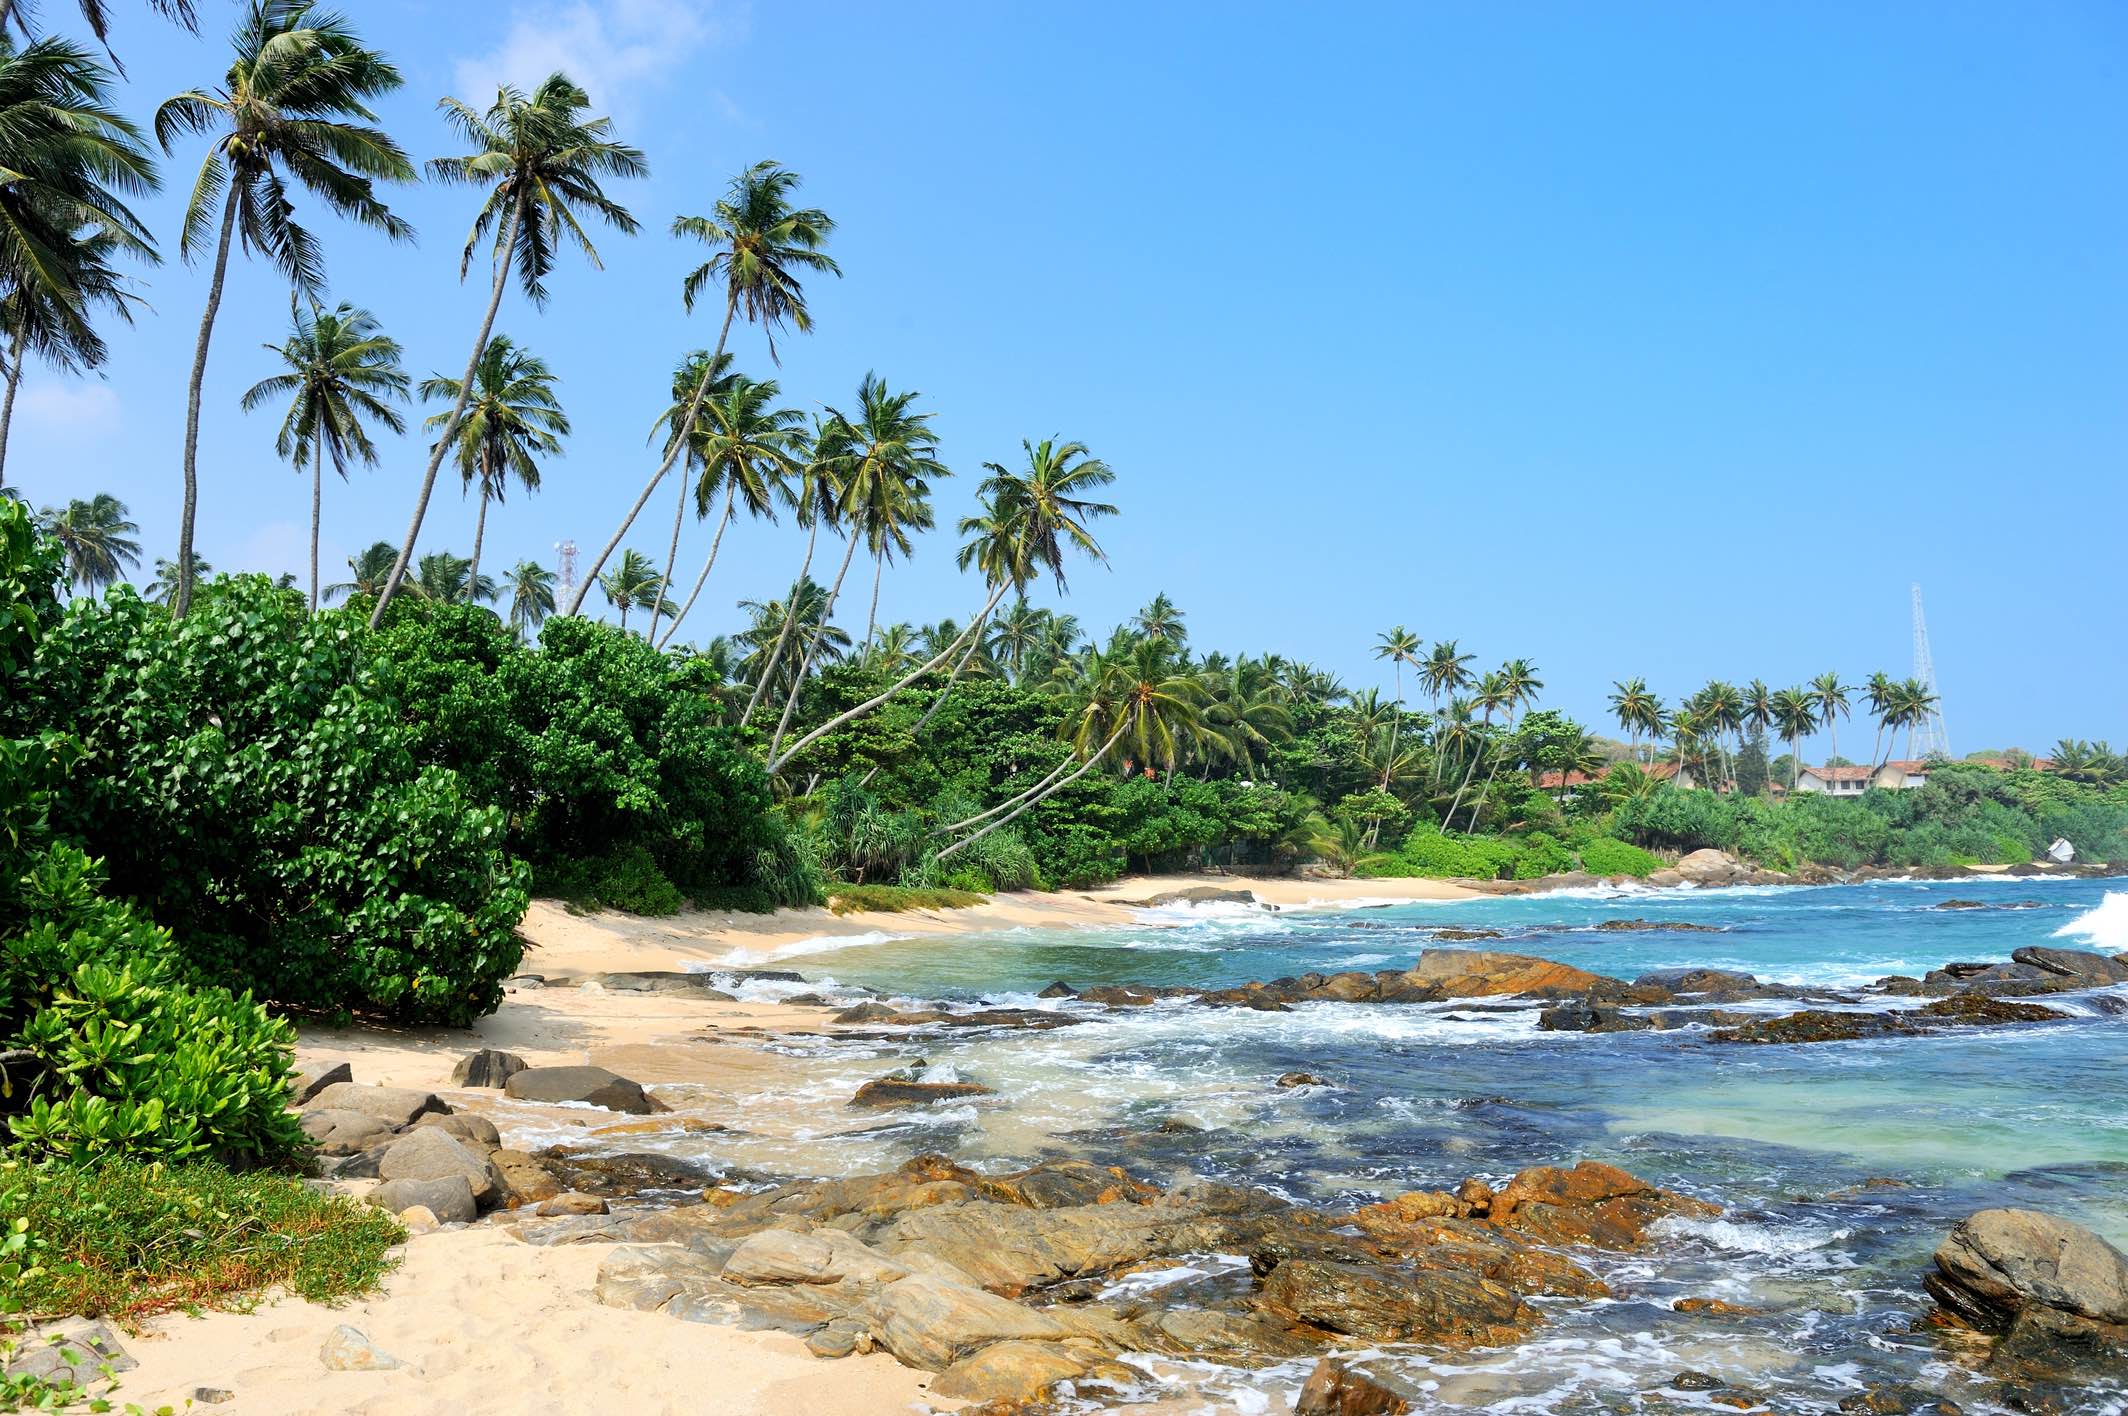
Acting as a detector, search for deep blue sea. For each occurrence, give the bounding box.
[609,878,2128,1413]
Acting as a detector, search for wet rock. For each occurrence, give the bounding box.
[1916,995,2069,1025]
[1536,1002,1652,1034]
[413,1111,502,1152]
[930,1339,1112,1402]
[1431,927,1503,942]
[1277,1071,1328,1088]
[298,1107,396,1157]
[1486,1161,1718,1249]
[538,1147,718,1197]
[367,1176,477,1225]
[834,1001,903,1023]
[448,1048,527,1089]
[304,1082,448,1128]
[1839,1385,1964,1415]
[1710,1010,1922,1044]
[1037,981,1077,998]
[1877,975,1928,996]
[1256,1257,1535,1344]
[319,1325,401,1372]
[1393,949,1611,1000]
[1634,967,1759,993]
[1670,1370,1725,1391]
[505,1065,662,1114]
[289,1060,352,1106]
[1936,900,1988,910]
[1598,919,1724,934]
[1925,1208,2128,1378]
[2009,946,2128,987]
[1295,1357,1413,1416]
[850,1077,994,1108]
[581,970,752,996]
[1079,984,1167,1007]
[1672,1296,1763,1316]
[1129,885,1259,907]
[376,1126,505,1207]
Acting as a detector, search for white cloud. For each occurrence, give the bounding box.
[19,379,119,431]
[453,0,738,120]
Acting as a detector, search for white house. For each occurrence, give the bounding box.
[1793,764,1874,796]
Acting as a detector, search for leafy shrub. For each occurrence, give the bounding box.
[1512,832,1576,879]
[1362,830,1497,879]
[538,843,686,916]
[825,884,985,914]
[1578,836,1660,878]
[7,579,528,1024]
[0,1156,400,1322]
[947,825,1038,892]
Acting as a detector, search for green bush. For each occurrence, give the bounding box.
[1362,830,1496,879]
[0,1156,399,1322]
[825,884,985,914]
[1512,831,1576,879]
[7,579,529,1024]
[538,843,686,916]
[1578,836,1660,878]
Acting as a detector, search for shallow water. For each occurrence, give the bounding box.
[651,879,2128,1413]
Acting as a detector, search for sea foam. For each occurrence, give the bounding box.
[2053,890,2128,954]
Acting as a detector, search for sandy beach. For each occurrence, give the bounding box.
[115,874,1470,1416]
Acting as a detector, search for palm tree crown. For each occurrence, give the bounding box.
[419,332,566,585]
[673,158,840,360]
[37,491,136,591]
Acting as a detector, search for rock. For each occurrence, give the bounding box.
[396,1204,440,1235]
[1646,869,1685,887]
[504,1065,661,1114]
[413,1111,502,1151]
[2009,946,2128,987]
[581,970,760,995]
[863,1271,1072,1370]
[930,1339,1105,1402]
[1917,995,2069,1025]
[192,1388,235,1405]
[1926,1208,2128,1333]
[297,1107,396,1157]
[1674,849,1747,884]
[367,1176,477,1225]
[592,1246,728,1311]
[723,1228,912,1287]
[805,1319,871,1358]
[539,1147,717,1197]
[1634,967,1760,993]
[1536,1002,1652,1034]
[1431,927,1503,941]
[1486,1161,1718,1249]
[1456,1177,1494,1215]
[376,1126,505,1207]
[304,1082,448,1127]
[535,1192,609,1217]
[1598,919,1724,934]
[1394,949,1610,1000]
[448,1048,527,1089]
[1709,1010,1920,1044]
[319,1325,401,1372]
[1276,1071,1328,1088]
[833,1001,903,1023]
[3,1319,135,1385]
[591,1117,729,1138]
[1131,885,1259,907]
[1937,899,1987,910]
[1037,981,1078,998]
[491,1148,562,1206]
[850,1077,994,1108]
[1839,1386,1964,1415]
[1079,984,1163,1006]
[1672,1296,1763,1316]
[289,1060,352,1106]
[1295,1357,1413,1416]
[1256,1257,1535,1345]
[1671,1370,1725,1391]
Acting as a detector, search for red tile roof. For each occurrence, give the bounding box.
[1800,764,1875,782]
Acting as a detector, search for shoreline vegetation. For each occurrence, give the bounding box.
[0,9,2124,1415]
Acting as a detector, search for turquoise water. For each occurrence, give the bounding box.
[684,879,2128,1412]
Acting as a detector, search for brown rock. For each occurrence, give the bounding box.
[1395,948,1611,999]
[289,1060,352,1106]
[448,1048,527,1089]
[297,1107,394,1157]
[304,1082,448,1128]
[1256,1257,1536,1345]
[534,1192,608,1217]
[413,1111,501,1152]
[929,1340,1105,1403]
[1672,1296,1764,1316]
[862,1272,1072,1370]
[1295,1357,1412,1416]
[375,1127,505,1207]
[504,1065,662,1115]
[491,1148,562,1206]
[850,1078,994,1108]
[1486,1161,1718,1249]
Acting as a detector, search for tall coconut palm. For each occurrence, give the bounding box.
[1770,687,1817,790]
[576,159,838,623]
[37,490,135,590]
[741,426,842,722]
[1891,678,1940,760]
[656,371,806,649]
[1608,677,1658,763]
[597,548,662,632]
[736,576,848,702]
[504,558,554,638]
[1419,639,1475,787]
[1811,672,1852,765]
[412,550,493,605]
[860,442,936,656]
[1374,624,1421,782]
[764,374,946,762]
[1134,593,1187,647]
[240,300,407,611]
[1201,656,1292,779]
[417,333,566,590]
[0,37,158,480]
[641,350,734,639]
[767,435,1117,777]
[156,0,413,618]
[143,552,208,602]
[1700,680,1744,790]
[326,539,397,602]
[1863,670,1896,768]
[1742,679,1774,749]
[373,72,641,624]
[988,598,1047,683]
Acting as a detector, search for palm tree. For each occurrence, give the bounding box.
[326,539,398,601]
[37,491,136,591]
[740,423,842,722]
[864,622,918,677]
[860,439,937,657]
[1891,678,1941,760]
[1811,672,1852,766]
[1,0,198,59]
[988,598,1048,683]
[1863,670,1896,769]
[1420,640,1475,787]
[374,72,641,624]
[240,300,407,611]
[764,374,947,762]
[656,370,806,649]
[414,550,494,605]
[1742,679,1774,750]
[736,576,848,701]
[504,558,554,638]
[1770,687,1818,790]
[417,333,566,591]
[143,553,208,602]
[1201,656,1292,779]
[1608,677,1658,763]
[0,37,158,481]
[1374,624,1421,781]
[1700,680,1744,790]
[767,435,1118,776]
[1134,593,1187,647]
[597,548,662,632]
[576,159,838,623]
[156,0,413,618]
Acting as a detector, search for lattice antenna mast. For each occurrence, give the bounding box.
[555,539,579,608]
[1910,583,1950,759]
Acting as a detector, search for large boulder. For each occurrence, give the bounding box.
[850,1078,994,1108]
[288,1060,352,1106]
[367,1175,477,1225]
[863,1272,1073,1370]
[375,1126,506,1207]
[413,1111,501,1151]
[1674,849,1747,885]
[929,1340,1117,1402]
[504,1065,661,1114]
[449,1048,528,1089]
[1485,1161,1718,1249]
[304,1082,448,1127]
[297,1108,395,1156]
[491,1148,562,1207]
[2009,946,2128,987]
[722,1228,912,1287]
[1255,1257,1534,1345]
[1391,949,1610,1000]
[1926,1208,2128,1379]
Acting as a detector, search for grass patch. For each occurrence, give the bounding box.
[825,884,986,915]
[0,1157,403,1324]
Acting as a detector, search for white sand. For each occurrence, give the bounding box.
[121,873,1470,1414]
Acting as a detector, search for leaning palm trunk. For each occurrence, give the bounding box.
[466,486,491,591]
[767,578,1012,775]
[576,296,737,623]
[655,484,735,649]
[1442,741,1483,834]
[766,532,864,762]
[936,748,1081,839]
[175,186,242,619]
[935,722,1128,863]
[864,551,882,652]
[0,330,25,483]
[373,194,525,626]
[911,600,999,732]
[308,439,323,613]
[742,515,819,723]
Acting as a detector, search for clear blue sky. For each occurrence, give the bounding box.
[9,1,2125,755]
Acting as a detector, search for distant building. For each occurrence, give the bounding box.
[1793,764,1875,796]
